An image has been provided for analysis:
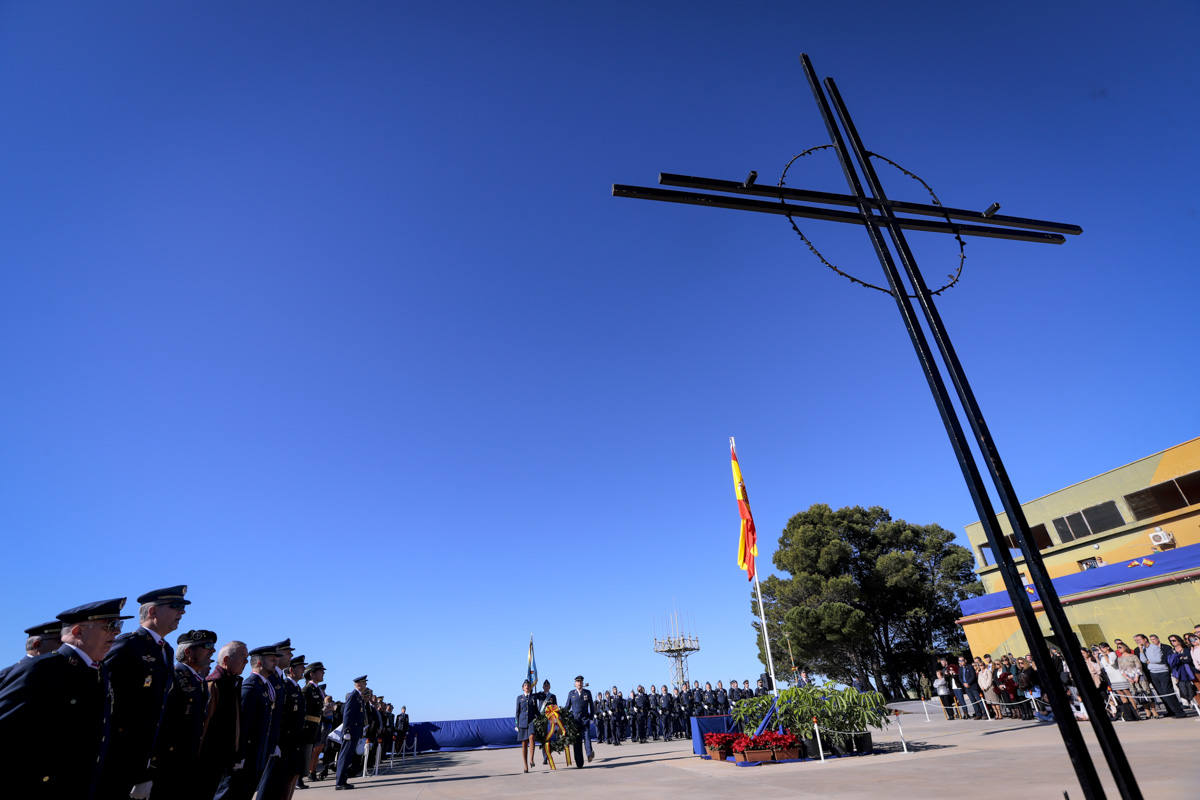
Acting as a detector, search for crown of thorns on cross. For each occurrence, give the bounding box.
[776,146,965,297]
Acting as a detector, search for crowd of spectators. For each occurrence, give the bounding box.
[928,625,1200,723]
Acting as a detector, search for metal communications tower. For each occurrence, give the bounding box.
[653,612,699,690]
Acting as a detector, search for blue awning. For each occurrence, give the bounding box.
[959,541,1200,618]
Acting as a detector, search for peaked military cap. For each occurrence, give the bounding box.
[177,629,218,646]
[248,644,280,657]
[24,620,62,636]
[353,674,368,683]
[273,638,293,651]
[575,675,585,682]
[57,598,132,624]
[290,654,307,666]
[303,661,325,677]
[137,585,191,605]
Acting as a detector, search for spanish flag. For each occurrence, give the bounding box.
[731,437,757,582]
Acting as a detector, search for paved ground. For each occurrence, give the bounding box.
[301,703,1197,798]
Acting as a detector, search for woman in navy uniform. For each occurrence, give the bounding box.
[301,661,327,782]
[0,597,130,799]
[514,679,541,772]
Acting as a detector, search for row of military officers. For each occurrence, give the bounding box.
[0,587,393,798]
[592,679,769,744]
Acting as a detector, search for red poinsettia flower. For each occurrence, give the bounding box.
[703,732,738,749]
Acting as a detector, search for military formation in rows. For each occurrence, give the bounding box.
[0,587,404,798]
[593,677,769,744]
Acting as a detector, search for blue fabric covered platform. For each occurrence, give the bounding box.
[689,714,737,755]
[411,717,599,752]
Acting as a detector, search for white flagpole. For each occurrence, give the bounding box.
[753,570,780,696]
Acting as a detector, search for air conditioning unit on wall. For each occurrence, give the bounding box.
[1148,526,1175,549]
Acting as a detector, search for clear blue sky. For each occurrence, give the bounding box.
[1,1,1197,720]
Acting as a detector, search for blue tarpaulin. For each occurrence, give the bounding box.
[411,717,598,752]
[959,541,1200,618]
[689,715,736,755]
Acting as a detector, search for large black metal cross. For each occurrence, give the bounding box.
[614,54,1140,800]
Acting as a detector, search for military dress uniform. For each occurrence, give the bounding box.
[336,678,368,788]
[260,654,305,800]
[0,619,62,685]
[631,688,648,742]
[215,646,279,800]
[148,630,215,800]
[715,685,729,716]
[595,695,608,744]
[301,664,326,768]
[260,639,292,786]
[608,693,624,745]
[656,689,673,739]
[395,708,410,755]
[99,586,190,800]
[563,679,594,766]
[0,599,128,799]
[673,689,689,736]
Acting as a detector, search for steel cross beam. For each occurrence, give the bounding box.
[612,54,1140,800]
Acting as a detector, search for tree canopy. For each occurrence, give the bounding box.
[752,503,982,700]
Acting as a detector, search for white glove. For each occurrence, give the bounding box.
[272,746,281,757]
[232,759,245,771]
[129,781,153,799]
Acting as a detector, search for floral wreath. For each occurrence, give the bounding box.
[532,704,582,753]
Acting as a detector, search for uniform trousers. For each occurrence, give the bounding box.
[335,734,361,786]
[214,763,264,800]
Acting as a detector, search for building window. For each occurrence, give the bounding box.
[1065,512,1091,539]
[1077,557,1101,571]
[976,545,990,567]
[1124,481,1188,521]
[1030,523,1052,550]
[1175,470,1200,505]
[1081,501,1124,535]
[1053,517,1074,543]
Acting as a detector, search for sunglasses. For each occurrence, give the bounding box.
[96,620,124,632]
[162,601,188,610]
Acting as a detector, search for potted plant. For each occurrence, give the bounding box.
[730,692,774,734]
[808,683,852,755]
[762,730,802,761]
[702,732,736,761]
[842,687,889,755]
[830,690,897,758]
[730,733,775,763]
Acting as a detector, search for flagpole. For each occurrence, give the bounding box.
[752,571,780,696]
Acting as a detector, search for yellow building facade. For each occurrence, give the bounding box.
[957,437,1200,656]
